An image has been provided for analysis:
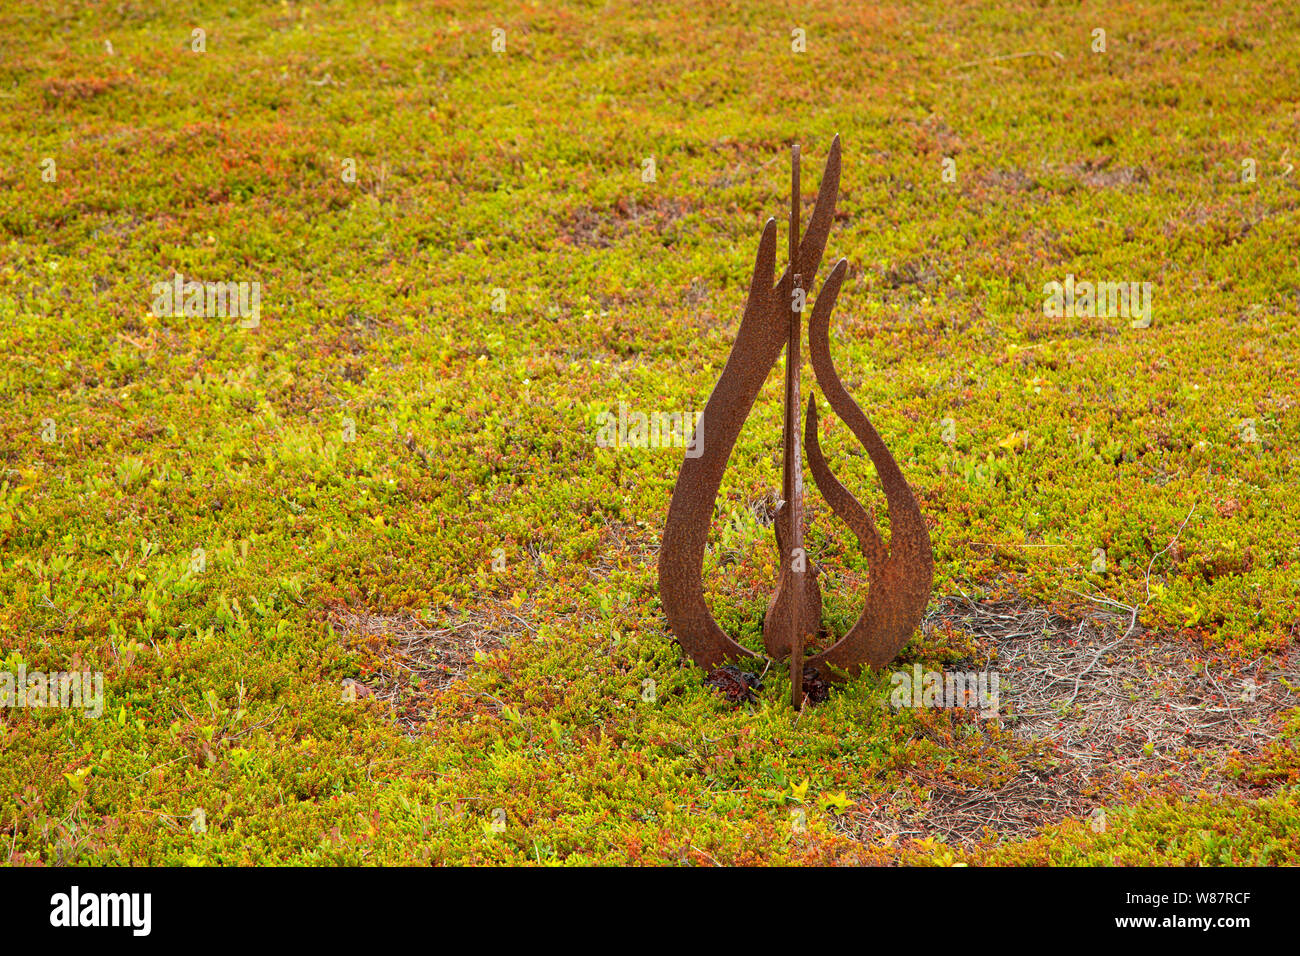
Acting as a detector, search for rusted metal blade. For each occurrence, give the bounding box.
[805,389,886,573]
[780,133,840,297]
[803,260,935,679]
[658,219,783,669]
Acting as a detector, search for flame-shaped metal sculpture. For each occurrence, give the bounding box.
[659,136,934,706]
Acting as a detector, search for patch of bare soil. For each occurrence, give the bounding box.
[1065,157,1150,188]
[970,158,1150,195]
[971,167,1040,193]
[328,606,529,733]
[563,196,691,248]
[839,594,1298,850]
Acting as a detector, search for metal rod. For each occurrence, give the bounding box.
[787,145,805,708]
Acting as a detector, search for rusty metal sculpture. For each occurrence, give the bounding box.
[658,136,934,707]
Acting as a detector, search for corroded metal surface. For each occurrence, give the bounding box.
[762,144,820,707]
[802,259,935,680]
[658,136,932,700]
[657,136,840,672]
